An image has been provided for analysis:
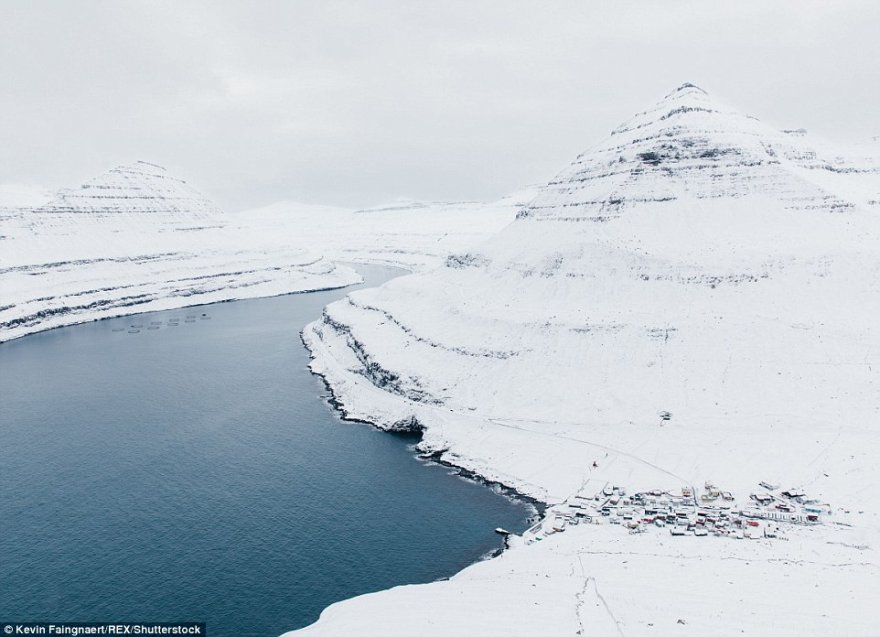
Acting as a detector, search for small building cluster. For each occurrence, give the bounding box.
[523,480,831,544]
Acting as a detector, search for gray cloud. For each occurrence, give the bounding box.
[1,0,878,210]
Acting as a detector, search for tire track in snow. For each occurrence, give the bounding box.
[576,553,625,637]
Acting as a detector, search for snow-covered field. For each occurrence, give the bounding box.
[0,163,527,342]
[232,190,535,273]
[294,85,880,635]
[291,523,871,637]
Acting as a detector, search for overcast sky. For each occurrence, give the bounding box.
[1,0,878,211]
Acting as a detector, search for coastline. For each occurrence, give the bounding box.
[290,283,878,637]
[302,324,545,557]
[0,267,363,345]
[6,252,874,636]
[1,267,535,636]
[4,259,553,628]
[304,336,547,515]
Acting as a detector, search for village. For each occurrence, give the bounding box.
[523,480,832,544]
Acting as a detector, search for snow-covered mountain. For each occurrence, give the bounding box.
[32,160,222,224]
[0,162,361,341]
[297,85,880,636]
[1,163,527,342]
[520,84,878,222]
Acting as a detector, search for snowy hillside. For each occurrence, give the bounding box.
[0,184,52,242]
[232,189,536,272]
[296,85,880,635]
[0,161,361,342]
[0,183,52,209]
[32,160,222,224]
[1,163,526,342]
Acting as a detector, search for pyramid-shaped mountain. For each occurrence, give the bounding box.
[521,83,878,222]
[304,84,880,524]
[34,160,222,222]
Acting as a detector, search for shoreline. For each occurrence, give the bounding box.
[303,326,546,512]
[0,259,418,346]
[296,326,551,627]
[290,280,878,637]
[304,332,546,527]
[0,276,363,346]
[1,266,536,637]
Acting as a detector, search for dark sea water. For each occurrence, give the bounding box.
[0,265,533,637]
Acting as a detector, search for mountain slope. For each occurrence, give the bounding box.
[296,85,880,636]
[33,160,222,224]
[1,165,528,342]
[232,187,537,272]
[0,162,359,341]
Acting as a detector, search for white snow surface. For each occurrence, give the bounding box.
[0,163,527,342]
[290,525,872,637]
[294,85,880,636]
[232,188,537,271]
[0,183,52,209]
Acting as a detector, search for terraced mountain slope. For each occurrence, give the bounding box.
[1,162,358,341]
[1,165,529,342]
[297,85,880,636]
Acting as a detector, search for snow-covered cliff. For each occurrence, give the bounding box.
[296,85,880,636]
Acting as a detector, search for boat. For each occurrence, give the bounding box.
[494,527,511,535]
